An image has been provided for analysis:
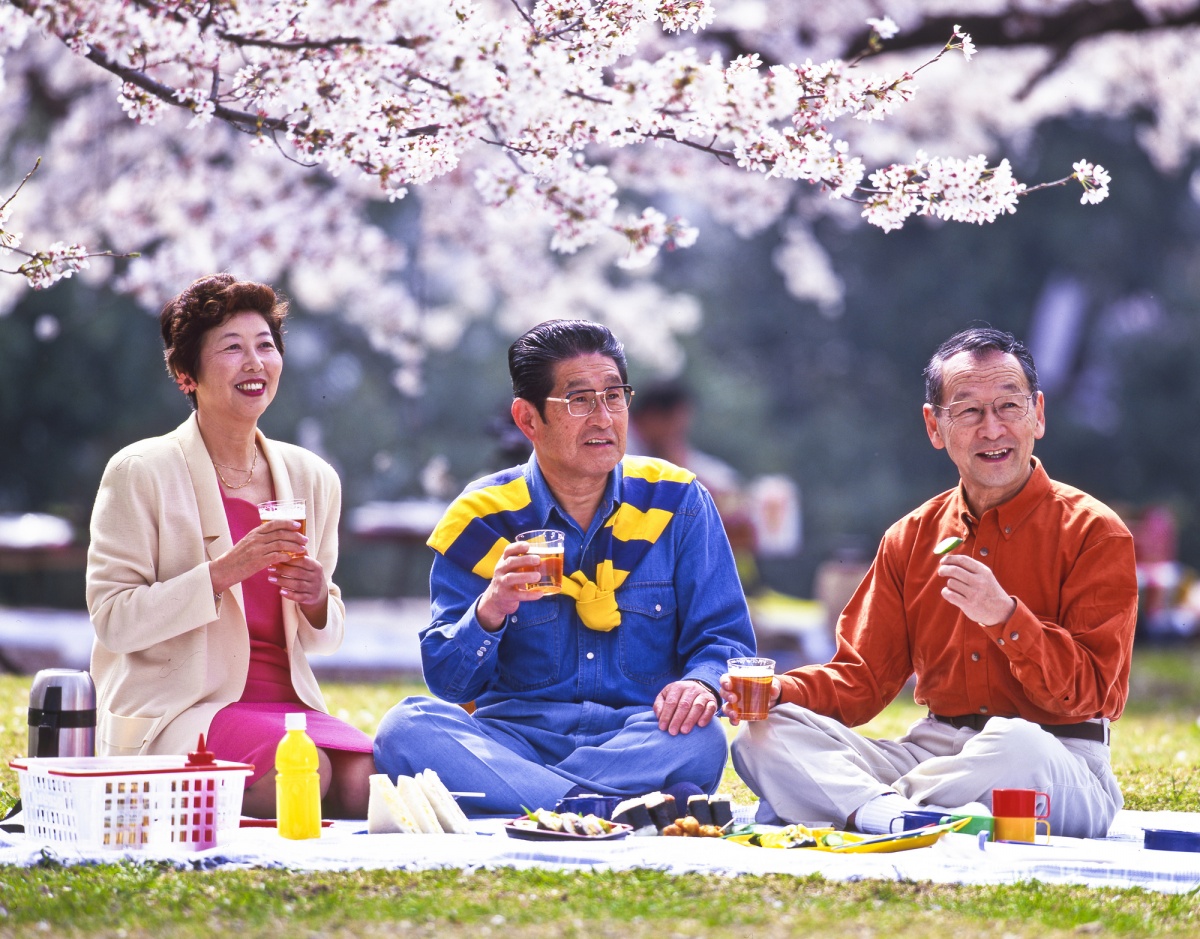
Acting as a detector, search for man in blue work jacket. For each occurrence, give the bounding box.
[374,319,756,816]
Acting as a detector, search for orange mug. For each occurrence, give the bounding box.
[994,816,1051,844]
[992,788,1051,843]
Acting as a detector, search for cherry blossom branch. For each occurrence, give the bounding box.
[2,0,1114,300]
[856,155,1112,231]
[1026,161,1113,205]
[1,159,139,289]
[83,46,291,134]
[0,158,39,218]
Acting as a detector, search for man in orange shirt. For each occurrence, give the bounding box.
[724,327,1137,838]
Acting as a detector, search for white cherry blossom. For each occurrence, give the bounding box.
[1,0,1176,374]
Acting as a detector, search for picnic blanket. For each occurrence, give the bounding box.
[3,808,1200,893]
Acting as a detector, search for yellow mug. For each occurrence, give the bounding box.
[994,815,1051,844]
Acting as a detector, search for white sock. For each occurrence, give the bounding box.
[852,792,919,834]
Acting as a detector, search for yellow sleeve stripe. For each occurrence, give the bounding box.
[427,475,532,554]
[471,537,510,580]
[621,455,695,485]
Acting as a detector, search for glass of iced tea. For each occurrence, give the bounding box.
[258,499,307,558]
[515,529,565,594]
[727,656,776,721]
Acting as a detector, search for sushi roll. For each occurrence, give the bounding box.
[558,812,584,835]
[645,792,680,831]
[579,814,608,837]
[612,798,655,836]
[533,808,564,832]
[708,797,734,829]
[686,794,714,826]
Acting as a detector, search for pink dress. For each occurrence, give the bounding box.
[205,493,372,785]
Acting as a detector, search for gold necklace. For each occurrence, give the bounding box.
[212,447,258,490]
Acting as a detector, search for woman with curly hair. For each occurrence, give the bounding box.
[86,273,374,818]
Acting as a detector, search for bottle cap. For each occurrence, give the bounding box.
[186,733,216,766]
[285,712,307,732]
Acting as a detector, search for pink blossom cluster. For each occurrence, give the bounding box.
[18,241,90,288]
[863,153,1026,231]
[1072,160,1113,205]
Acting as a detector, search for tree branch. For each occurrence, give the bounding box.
[220,32,423,52]
[705,0,1200,76]
[81,46,443,145]
[843,0,1200,58]
[83,46,292,134]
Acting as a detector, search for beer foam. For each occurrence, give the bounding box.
[523,543,564,556]
[730,666,773,677]
[260,504,305,521]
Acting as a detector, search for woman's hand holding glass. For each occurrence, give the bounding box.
[267,551,329,627]
[208,517,327,624]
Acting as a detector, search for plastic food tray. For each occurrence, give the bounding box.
[11,755,253,850]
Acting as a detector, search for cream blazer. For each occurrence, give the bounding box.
[86,413,346,757]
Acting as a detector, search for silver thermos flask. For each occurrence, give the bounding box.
[27,668,96,758]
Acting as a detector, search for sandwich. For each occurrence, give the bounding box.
[367,774,418,834]
[395,774,443,833]
[416,769,474,834]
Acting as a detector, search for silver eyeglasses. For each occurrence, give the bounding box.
[545,385,635,417]
[932,392,1036,427]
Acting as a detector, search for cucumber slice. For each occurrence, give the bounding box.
[934,536,964,555]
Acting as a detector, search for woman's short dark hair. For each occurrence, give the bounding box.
[923,327,1039,406]
[508,319,628,418]
[160,273,287,409]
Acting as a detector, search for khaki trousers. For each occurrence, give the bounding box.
[731,704,1122,839]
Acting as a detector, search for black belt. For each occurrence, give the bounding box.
[931,712,1108,745]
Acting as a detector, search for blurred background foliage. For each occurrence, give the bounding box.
[3,114,1199,605]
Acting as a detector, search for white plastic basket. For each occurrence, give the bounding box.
[11,755,253,850]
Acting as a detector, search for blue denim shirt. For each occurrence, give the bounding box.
[420,456,756,731]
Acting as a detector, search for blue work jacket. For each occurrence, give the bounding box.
[420,456,756,733]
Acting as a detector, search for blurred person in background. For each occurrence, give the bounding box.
[627,379,758,583]
[86,273,374,818]
[629,379,819,665]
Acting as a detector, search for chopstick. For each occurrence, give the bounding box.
[449,791,486,798]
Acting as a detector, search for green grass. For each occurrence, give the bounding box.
[2,647,1200,938]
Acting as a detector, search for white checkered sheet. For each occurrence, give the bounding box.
[2,809,1199,893]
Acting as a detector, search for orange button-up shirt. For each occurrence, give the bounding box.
[779,459,1137,727]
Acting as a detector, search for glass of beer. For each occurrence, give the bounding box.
[515,529,565,594]
[727,656,776,721]
[258,499,307,558]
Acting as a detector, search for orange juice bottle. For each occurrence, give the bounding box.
[275,712,321,839]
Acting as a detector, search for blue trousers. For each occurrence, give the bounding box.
[373,695,729,816]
